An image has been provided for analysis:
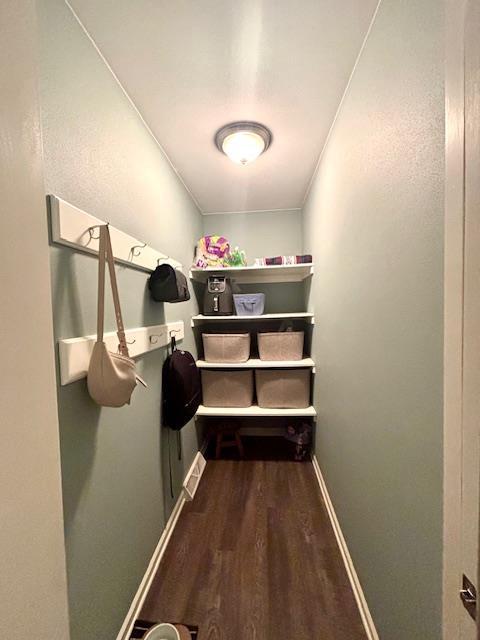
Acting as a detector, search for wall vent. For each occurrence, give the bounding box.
[182,452,207,501]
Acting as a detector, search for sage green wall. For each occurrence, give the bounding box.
[302,1,444,638]
[202,209,303,263]
[202,209,305,313]
[38,2,202,639]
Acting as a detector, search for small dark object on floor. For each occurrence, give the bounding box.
[284,422,312,460]
[130,619,198,639]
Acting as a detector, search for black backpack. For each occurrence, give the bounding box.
[149,264,190,303]
[162,338,201,430]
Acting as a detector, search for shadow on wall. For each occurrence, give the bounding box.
[50,238,101,533]
[51,242,85,341]
[141,276,166,328]
[57,381,101,535]
[139,273,184,519]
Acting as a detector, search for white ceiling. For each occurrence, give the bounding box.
[69,0,377,214]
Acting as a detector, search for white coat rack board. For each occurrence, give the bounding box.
[49,195,182,271]
[48,195,185,385]
[58,321,184,385]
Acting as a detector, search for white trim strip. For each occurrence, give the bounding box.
[311,455,379,640]
[196,404,316,418]
[115,492,187,640]
[442,1,467,638]
[116,454,376,639]
[64,1,203,214]
[202,207,302,216]
[49,195,182,272]
[58,321,184,385]
[302,0,383,206]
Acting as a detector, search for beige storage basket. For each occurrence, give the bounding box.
[202,333,250,363]
[202,370,254,407]
[258,331,304,361]
[255,369,310,409]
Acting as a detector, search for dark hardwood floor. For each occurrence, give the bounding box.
[141,446,367,640]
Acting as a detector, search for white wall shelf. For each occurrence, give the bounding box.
[191,312,314,324]
[195,405,317,418]
[196,358,315,369]
[49,195,182,272]
[58,321,184,385]
[189,263,314,284]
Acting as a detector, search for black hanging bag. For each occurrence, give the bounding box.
[149,264,190,303]
[162,336,201,430]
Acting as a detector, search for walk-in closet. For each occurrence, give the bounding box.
[2,1,459,639]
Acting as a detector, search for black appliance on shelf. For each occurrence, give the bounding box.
[202,275,234,315]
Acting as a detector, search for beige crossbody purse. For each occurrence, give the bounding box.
[87,225,146,407]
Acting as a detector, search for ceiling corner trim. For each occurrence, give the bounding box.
[301,0,384,208]
[202,208,302,216]
[64,0,204,215]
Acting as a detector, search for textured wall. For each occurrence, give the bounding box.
[302,1,444,638]
[202,209,303,263]
[202,208,305,313]
[0,1,70,637]
[38,2,202,639]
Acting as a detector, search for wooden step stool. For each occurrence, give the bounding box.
[209,423,244,459]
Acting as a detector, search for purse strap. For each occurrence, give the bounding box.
[97,225,129,357]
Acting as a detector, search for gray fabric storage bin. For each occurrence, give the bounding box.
[233,293,265,316]
[202,333,250,363]
[255,369,310,409]
[258,331,304,361]
[201,370,254,407]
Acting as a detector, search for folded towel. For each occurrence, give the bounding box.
[254,254,312,266]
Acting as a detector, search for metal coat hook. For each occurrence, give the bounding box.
[50,195,183,273]
[148,327,182,346]
[87,222,109,241]
[149,330,166,345]
[117,337,135,353]
[131,242,147,257]
[169,328,181,352]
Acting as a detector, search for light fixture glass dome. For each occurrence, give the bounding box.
[222,130,265,165]
[215,122,272,166]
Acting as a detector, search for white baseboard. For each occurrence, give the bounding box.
[115,491,187,640]
[311,455,379,640]
[116,452,377,640]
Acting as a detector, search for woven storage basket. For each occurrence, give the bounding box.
[202,333,250,363]
[201,370,253,407]
[258,331,304,361]
[255,369,310,409]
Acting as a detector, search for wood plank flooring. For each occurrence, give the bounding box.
[141,453,367,640]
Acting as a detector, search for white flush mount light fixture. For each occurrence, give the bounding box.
[215,121,272,166]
